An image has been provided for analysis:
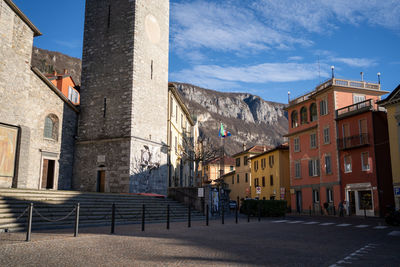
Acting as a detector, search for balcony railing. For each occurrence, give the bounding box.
[338,133,369,150]
[336,99,374,118]
[289,78,380,106]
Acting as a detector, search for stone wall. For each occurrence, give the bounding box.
[0,0,78,189]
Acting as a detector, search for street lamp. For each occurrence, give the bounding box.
[360,72,364,81]
[331,66,335,79]
[377,72,381,84]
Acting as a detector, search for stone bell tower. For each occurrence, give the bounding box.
[74,0,169,195]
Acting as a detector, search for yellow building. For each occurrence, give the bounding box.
[167,84,195,187]
[249,145,290,204]
[378,84,400,210]
[228,145,268,202]
[201,156,235,185]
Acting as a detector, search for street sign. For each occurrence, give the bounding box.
[395,187,400,196]
[198,188,204,197]
[256,186,261,194]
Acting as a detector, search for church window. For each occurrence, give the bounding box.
[44,114,59,140]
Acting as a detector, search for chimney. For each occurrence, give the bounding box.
[263,146,266,152]
[63,69,68,74]
[243,143,246,151]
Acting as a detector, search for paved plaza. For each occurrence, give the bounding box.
[0,215,399,267]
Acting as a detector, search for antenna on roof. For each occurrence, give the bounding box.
[360,72,364,81]
[377,72,381,84]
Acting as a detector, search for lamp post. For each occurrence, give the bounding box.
[377,72,381,84]
[331,66,335,79]
[360,72,364,82]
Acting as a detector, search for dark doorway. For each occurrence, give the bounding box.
[348,191,356,215]
[296,191,302,213]
[41,159,55,189]
[97,170,105,192]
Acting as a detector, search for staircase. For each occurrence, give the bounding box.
[0,189,205,232]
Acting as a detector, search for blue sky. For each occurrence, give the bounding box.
[14,0,400,103]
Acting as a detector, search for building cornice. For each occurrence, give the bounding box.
[168,83,195,126]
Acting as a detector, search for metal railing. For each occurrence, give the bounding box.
[338,133,370,150]
[336,99,374,118]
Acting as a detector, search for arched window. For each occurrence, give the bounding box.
[44,114,59,140]
[310,103,317,122]
[300,107,307,124]
[291,110,298,128]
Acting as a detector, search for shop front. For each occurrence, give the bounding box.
[345,183,376,217]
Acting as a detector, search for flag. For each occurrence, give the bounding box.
[218,123,231,138]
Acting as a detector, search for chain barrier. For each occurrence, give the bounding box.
[115,207,140,222]
[33,207,76,223]
[0,206,29,229]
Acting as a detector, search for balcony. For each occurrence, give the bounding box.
[289,78,381,106]
[336,99,375,119]
[338,133,370,150]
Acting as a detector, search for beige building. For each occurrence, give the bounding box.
[228,145,269,201]
[0,0,78,190]
[250,145,290,203]
[167,84,195,187]
[201,156,235,185]
[378,84,400,210]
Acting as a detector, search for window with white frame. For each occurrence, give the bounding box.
[326,188,333,203]
[353,94,366,104]
[320,99,328,116]
[323,127,330,144]
[295,161,301,178]
[310,133,317,148]
[313,190,319,203]
[294,137,300,152]
[325,155,332,174]
[308,159,320,177]
[344,155,352,173]
[361,152,370,171]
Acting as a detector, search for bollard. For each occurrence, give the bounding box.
[320,206,323,215]
[26,203,33,242]
[206,205,209,226]
[364,207,367,218]
[235,205,238,224]
[258,203,261,222]
[111,203,116,234]
[142,204,145,231]
[167,205,170,230]
[74,203,80,237]
[309,206,311,216]
[222,206,224,225]
[188,206,191,228]
[333,205,336,216]
[247,212,250,223]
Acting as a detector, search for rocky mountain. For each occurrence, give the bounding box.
[31,47,288,155]
[31,47,82,84]
[173,83,288,155]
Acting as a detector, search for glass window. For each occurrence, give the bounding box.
[309,159,320,176]
[244,156,248,165]
[262,176,265,187]
[254,160,258,171]
[325,155,332,174]
[344,155,352,173]
[359,190,372,210]
[361,152,370,171]
[236,158,240,167]
[310,133,317,149]
[353,94,366,104]
[269,156,274,168]
[324,127,330,144]
[300,107,308,124]
[245,173,248,183]
[270,175,273,186]
[291,110,299,128]
[313,190,319,203]
[327,188,333,203]
[44,115,58,140]
[310,103,317,122]
[294,137,300,152]
[237,174,240,183]
[230,166,234,171]
[295,161,301,178]
[320,99,328,116]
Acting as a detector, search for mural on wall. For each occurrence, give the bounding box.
[0,124,18,177]
[130,145,161,193]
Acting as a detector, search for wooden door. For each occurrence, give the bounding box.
[41,159,49,189]
[97,170,105,192]
[41,159,55,189]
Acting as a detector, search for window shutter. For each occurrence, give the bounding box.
[309,160,312,176]
[316,159,320,176]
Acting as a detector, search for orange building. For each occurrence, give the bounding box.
[201,156,235,185]
[46,70,80,105]
[286,77,388,215]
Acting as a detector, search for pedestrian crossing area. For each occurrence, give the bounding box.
[271,219,390,230]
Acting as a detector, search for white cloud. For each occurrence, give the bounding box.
[254,0,400,33]
[171,1,311,56]
[333,57,378,68]
[170,62,330,90]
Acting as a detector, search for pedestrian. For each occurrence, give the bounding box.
[339,201,344,217]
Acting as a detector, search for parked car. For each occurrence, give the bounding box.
[229,200,237,210]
